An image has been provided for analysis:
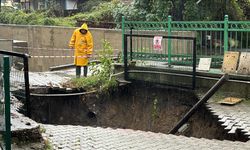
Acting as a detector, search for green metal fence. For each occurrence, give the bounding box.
[122,15,250,68]
[0,56,11,150]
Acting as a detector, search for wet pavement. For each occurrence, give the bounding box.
[6,65,250,149]
[42,124,250,150]
[207,99,250,139]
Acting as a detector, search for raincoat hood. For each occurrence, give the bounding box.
[80,23,88,31]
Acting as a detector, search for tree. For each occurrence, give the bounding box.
[46,0,64,17]
[132,0,250,21]
[133,0,173,21]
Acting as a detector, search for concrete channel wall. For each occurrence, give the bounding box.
[0,24,194,71]
[113,65,250,98]
[0,40,13,70]
[0,24,122,71]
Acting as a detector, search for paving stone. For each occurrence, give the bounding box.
[228,126,238,134]
[41,125,250,150]
[236,121,247,126]
[207,100,250,140]
[221,119,232,126]
[219,117,230,122]
[224,122,235,130]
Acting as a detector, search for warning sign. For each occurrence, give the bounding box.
[153,36,163,51]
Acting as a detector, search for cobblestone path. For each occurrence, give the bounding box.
[42,125,250,150]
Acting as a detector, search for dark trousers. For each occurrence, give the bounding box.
[76,66,88,78]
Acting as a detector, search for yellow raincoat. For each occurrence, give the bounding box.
[69,23,93,66]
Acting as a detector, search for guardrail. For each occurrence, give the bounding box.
[0,50,30,118]
[123,33,197,89]
[122,15,250,68]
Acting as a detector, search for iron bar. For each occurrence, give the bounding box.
[169,73,229,134]
[124,35,128,80]
[0,50,31,117]
[3,56,11,150]
[123,34,196,89]
[125,34,196,40]
[0,50,29,58]
[192,38,197,90]
[130,27,133,61]
[23,55,31,117]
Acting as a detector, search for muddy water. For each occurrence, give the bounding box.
[29,82,248,141]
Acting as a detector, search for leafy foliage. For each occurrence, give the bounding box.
[113,1,144,24]
[183,0,200,21]
[66,40,118,92]
[90,40,114,78]
[45,0,64,17]
[151,98,159,120]
[131,0,250,21]
[0,10,74,26]
[78,0,111,12]
[0,0,250,27]
[71,0,117,23]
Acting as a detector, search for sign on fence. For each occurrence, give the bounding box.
[153,36,163,51]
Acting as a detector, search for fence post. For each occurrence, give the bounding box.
[122,16,125,62]
[3,56,11,150]
[130,27,133,61]
[224,15,229,52]
[168,15,172,66]
[124,35,128,80]
[23,55,31,117]
[192,38,197,90]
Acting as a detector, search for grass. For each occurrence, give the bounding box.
[39,127,46,133]
[44,139,52,150]
[63,75,118,93]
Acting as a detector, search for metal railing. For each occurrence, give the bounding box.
[0,56,11,150]
[0,50,30,118]
[123,33,197,89]
[122,15,250,68]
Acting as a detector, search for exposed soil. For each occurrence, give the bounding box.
[28,82,248,141]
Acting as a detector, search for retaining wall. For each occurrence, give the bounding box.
[0,24,122,71]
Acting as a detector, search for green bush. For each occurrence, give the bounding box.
[43,17,56,25]
[0,10,73,26]
[0,1,118,26]
[113,2,145,23]
[71,0,117,22]
[78,0,111,12]
[0,1,118,27]
[65,40,118,92]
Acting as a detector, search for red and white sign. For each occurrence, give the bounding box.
[153,36,163,51]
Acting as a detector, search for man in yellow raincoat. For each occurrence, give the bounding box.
[69,23,93,77]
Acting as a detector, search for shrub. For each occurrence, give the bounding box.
[112,1,146,27]
[78,0,111,12]
[65,40,118,92]
[71,0,117,23]
[0,10,74,27]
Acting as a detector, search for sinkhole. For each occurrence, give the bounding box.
[19,82,248,142]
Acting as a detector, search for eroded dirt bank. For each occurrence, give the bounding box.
[29,83,247,141]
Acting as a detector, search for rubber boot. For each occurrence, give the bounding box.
[76,66,81,78]
[83,66,88,77]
